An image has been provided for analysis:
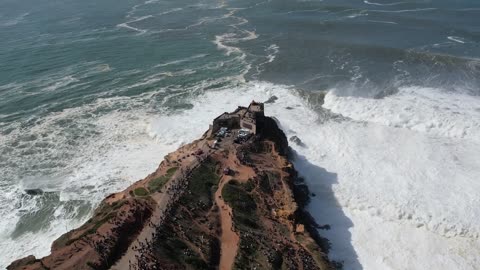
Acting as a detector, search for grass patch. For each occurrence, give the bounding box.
[234,234,260,269]
[112,199,127,210]
[148,167,178,192]
[185,258,209,269]
[90,212,115,232]
[222,180,258,229]
[243,179,255,192]
[180,160,219,210]
[157,231,208,269]
[133,187,149,197]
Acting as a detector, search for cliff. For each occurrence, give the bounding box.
[8,102,334,270]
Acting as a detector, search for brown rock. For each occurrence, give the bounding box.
[7,255,36,270]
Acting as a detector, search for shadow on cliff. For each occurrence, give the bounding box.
[291,150,363,270]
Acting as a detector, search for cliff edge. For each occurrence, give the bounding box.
[8,101,334,270]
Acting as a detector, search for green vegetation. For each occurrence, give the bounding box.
[222,180,258,230]
[153,160,219,269]
[259,171,280,195]
[243,178,255,192]
[222,179,264,269]
[87,212,116,234]
[180,160,219,210]
[148,167,178,192]
[112,199,127,210]
[234,235,260,269]
[156,229,209,269]
[133,187,149,197]
[185,258,209,269]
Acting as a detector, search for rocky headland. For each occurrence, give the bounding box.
[8,101,334,270]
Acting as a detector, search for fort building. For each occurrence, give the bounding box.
[209,101,265,136]
[239,101,264,134]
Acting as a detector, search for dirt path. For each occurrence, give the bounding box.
[214,176,239,270]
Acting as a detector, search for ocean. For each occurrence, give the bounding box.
[1,0,479,269]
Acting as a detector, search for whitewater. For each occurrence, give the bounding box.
[2,79,479,269]
[148,83,480,270]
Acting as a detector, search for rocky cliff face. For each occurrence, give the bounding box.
[8,105,333,270]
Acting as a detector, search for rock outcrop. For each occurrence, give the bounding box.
[8,102,333,270]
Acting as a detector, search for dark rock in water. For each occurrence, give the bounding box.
[265,95,278,104]
[311,192,316,197]
[292,183,310,207]
[25,189,43,196]
[319,224,331,230]
[289,136,306,147]
[285,106,294,110]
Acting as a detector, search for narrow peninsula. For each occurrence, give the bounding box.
[9,101,334,270]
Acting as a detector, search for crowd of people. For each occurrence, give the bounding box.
[126,153,208,270]
[75,208,143,269]
[65,148,210,270]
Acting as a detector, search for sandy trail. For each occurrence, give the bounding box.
[214,176,239,270]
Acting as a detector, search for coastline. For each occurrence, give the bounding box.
[8,102,334,270]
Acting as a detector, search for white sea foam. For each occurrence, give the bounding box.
[265,44,279,64]
[324,86,480,142]
[155,54,208,68]
[123,69,197,90]
[252,44,280,78]
[212,4,258,59]
[214,30,257,56]
[367,20,398,24]
[346,10,369,19]
[117,23,147,34]
[42,76,79,92]
[129,15,154,23]
[447,36,466,44]
[0,98,174,267]
[154,13,231,34]
[2,80,479,270]
[117,15,153,34]
[1,12,29,27]
[148,82,480,270]
[314,88,480,269]
[364,1,407,6]
[126,4,141,18]
[369,8,437,13]
[280,8,325,15]
[157,8,183,15]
